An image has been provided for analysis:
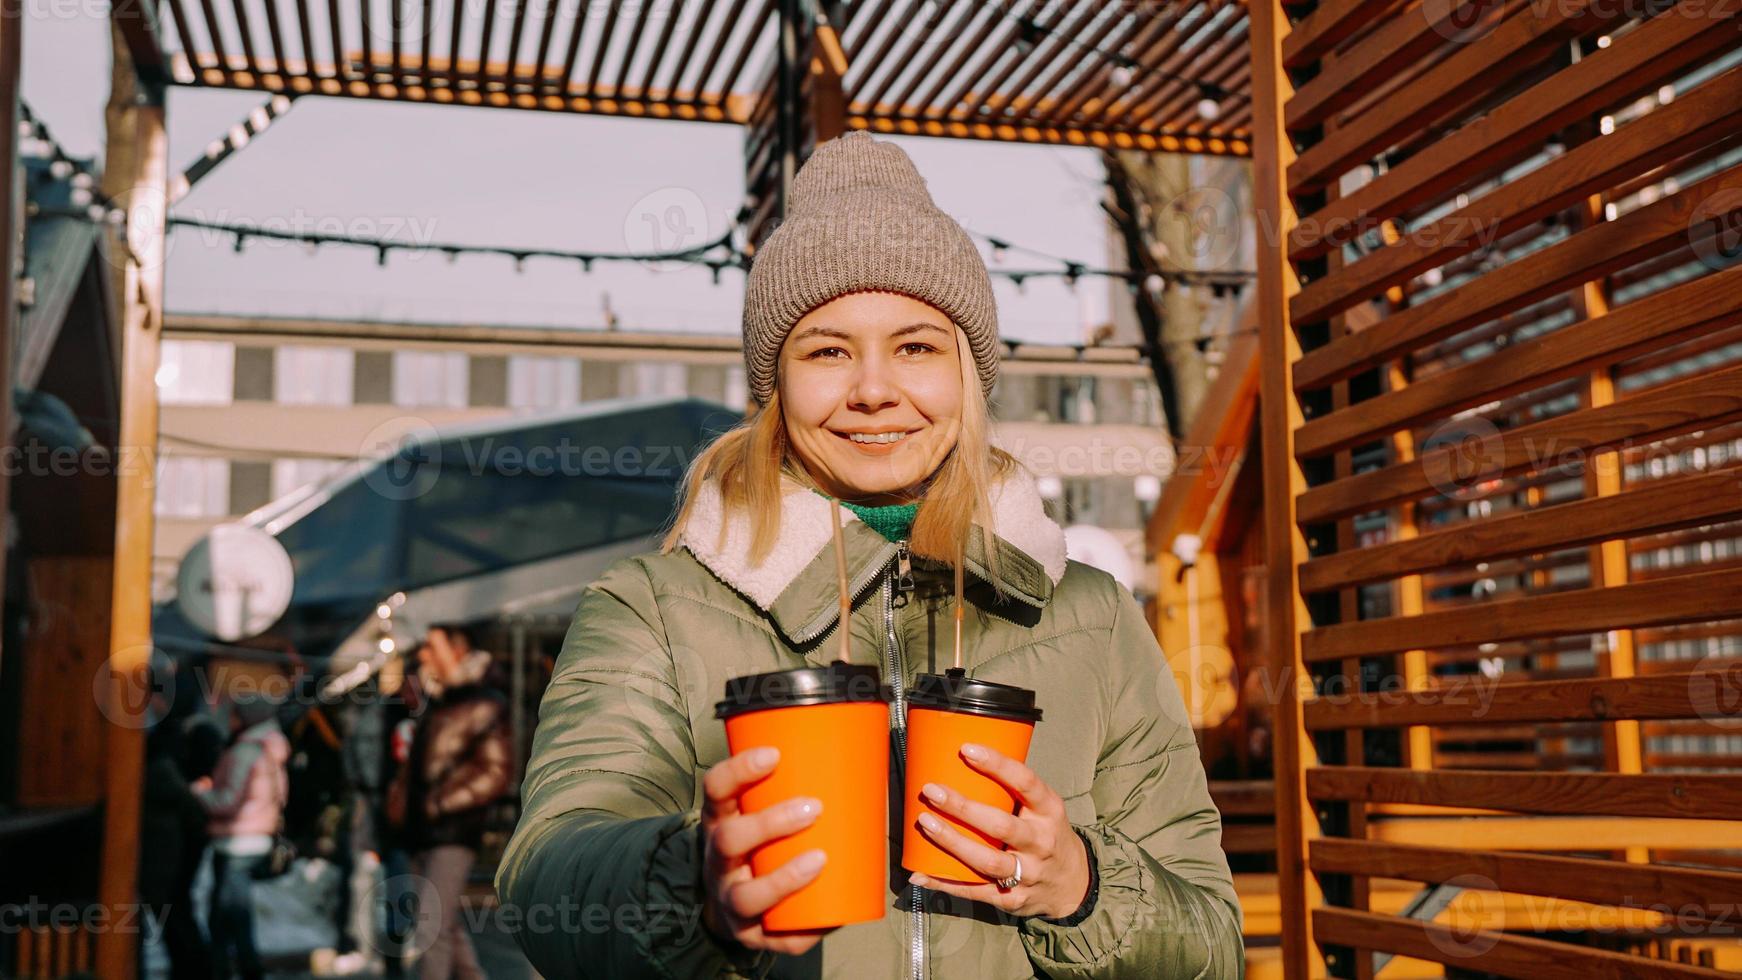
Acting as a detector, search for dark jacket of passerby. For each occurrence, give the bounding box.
[140,721,213,980]
[403,678,513,851]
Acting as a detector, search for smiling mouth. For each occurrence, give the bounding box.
[837,430,916,445]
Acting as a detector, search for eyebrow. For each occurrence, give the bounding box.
[789,322,951,344]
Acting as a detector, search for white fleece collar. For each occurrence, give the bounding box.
[679,469,1068,612]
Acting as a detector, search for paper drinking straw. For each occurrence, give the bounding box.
[952,548,965,671]
[830,499,852,664]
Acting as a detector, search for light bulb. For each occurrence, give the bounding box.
[1195,98,1220,122]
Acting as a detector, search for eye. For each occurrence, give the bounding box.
[805,346,848,360]
[899,342,940,355]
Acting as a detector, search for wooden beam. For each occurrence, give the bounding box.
[1288,0,1742,263]
[1314,907,1734,979]
[95,22,168,980]
[1309,840,1742,918]
[1296,358,1742,524]
[1293,165,1742,393]
[1301,565,1742,661]
[1307,767,1742,819]
[1249,2,1325,977]
[1291,64,1742,330]
[1304,672,1742,730]
[1299,465,1742,592]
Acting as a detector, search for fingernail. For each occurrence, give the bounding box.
[750,747,779,769]
[961,743,989,761]
[917,813,942,833]
[791,797,822,820]
[921,783,947,804]
[795,850,827,875]
[910,873,931,887]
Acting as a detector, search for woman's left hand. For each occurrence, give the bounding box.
[908,742,1092,920]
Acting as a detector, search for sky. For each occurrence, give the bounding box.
[23,4,1119,344]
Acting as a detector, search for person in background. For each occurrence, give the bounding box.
[140,715,213,979]
[402,626,512,980]
[194,691,291,980]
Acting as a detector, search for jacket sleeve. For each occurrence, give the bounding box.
[428,698,514,817]
[195,740,263,819]
[495,559,773,980]
[1020,586,1244,980]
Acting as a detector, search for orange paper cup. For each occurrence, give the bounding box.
[716,662,891,932]
[901,669,1042,883]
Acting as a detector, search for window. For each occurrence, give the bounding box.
[156,341,234,405]
[508,355,582,412]
[272,457,349,501]
[724,366,748,412]
[275,345,354,405]
[628,362,685,399]
[393,351,469,408]
[154,456,231,518]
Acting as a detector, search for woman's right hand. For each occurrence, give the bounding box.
[700,747,832,955]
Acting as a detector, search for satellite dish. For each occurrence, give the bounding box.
[1063,524,1136,591]
[176,523,295,642]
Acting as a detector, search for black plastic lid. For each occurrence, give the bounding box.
[906,668,1042,723]
[714,662,891,720]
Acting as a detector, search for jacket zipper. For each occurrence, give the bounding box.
[885,540,927,980]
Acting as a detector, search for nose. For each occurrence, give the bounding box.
[847,354,900,413]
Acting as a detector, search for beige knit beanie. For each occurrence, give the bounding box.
[741,131,1000,406]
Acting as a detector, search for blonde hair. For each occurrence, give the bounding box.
[661,325,1014,587]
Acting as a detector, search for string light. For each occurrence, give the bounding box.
[22,101,1249,297]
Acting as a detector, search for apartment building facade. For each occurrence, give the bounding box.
[154,314,1173,597]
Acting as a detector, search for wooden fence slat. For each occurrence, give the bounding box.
[1297,263,1742,456]
[1301,565,1742,661]
[1313,907,1734,980]
[1295,359,1742,525]
[1309,839,1742,916]
[1287,0,1742,263]
[1306,767,1742,818]
[1303,672,1742,730]
[1291,65,1742,331]
[1292,166,1742,394]
[1283,0,1479,131]
[1280,0,1408,71]
[1286,0,1617,193]
[1299,465,1742,592]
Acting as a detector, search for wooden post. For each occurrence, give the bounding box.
[94,21,167,980]
[1249,2,1327,978]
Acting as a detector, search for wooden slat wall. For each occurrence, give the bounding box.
[1251,2,1742,978]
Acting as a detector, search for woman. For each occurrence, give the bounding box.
[194,692,289,980]
[499,131,1242,979]
[403,626,513,980]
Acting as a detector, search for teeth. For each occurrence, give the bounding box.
[848,431,909,444]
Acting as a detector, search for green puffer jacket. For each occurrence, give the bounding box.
[497,470,1243,979]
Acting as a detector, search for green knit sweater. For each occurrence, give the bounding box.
[813,491,919,542]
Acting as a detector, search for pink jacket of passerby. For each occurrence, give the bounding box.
[196,719,290,839]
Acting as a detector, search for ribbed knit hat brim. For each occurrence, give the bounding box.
[741,131,1000,405]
